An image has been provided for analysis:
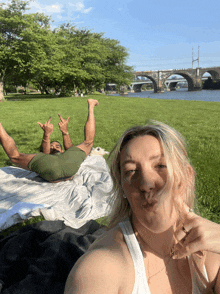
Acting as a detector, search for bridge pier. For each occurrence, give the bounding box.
[189,87,202,91]
[155,78,164,93]
[155,87,164,93]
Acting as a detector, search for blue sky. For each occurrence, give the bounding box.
[4,0,220,71]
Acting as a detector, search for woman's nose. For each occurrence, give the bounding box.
[139,169,156,192]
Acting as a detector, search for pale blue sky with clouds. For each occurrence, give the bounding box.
[4,0,220,71]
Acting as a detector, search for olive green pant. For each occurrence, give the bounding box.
[28,146,86,182]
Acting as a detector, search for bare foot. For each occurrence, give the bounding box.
[88,99,99,108]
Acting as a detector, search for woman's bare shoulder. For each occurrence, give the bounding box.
[64,226,131,294]
[88,225,126,251]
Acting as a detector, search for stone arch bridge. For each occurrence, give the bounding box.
[135,66,220,93]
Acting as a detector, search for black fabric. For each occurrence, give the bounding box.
[0,220,106,294]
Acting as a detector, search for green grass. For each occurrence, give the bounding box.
[0,93,220,236]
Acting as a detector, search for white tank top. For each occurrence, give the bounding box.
[119,218,210,294]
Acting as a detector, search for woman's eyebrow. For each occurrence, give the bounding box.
[149,154,165,160]
[121,154,165,166]
[121,159,136,167]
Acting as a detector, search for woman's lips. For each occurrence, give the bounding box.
[142,200,158,211]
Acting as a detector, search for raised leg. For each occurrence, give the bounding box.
[0,123,36,170]
[76,99,99,156]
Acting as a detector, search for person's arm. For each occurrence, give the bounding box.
[37,117,53,154]
[58,114,73,150]
[64,250,122,294]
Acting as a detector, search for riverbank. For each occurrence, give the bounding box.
[109,89,220,102]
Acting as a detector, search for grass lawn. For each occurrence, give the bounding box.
[0,93,219,236]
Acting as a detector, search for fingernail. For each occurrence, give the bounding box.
[172,255,177,259]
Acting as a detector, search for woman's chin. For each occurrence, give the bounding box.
[137,211,177,234]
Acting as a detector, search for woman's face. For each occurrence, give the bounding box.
[120,135,176,233]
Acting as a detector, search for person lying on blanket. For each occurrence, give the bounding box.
[0,99,99,183]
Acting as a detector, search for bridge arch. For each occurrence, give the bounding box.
[201,70,219,81]
[165,72,194,91]
[135,75,157,92]
[201,70,220,90]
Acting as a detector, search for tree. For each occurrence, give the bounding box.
[0,0,133,99]
[49,26,133,95]
[101,38,133,89]
[0,0,54,100]
[0,0,33,100]
[50,26,107,95]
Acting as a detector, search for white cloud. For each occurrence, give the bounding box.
[29,1,63,14]
[83,7,92,14]
[68,1,92,14]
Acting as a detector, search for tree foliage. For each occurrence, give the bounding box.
[0,0,133,100]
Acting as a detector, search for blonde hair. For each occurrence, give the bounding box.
[107,120,196,229]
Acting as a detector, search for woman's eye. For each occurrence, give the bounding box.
[124,170,136,175]
[157,164,167,169]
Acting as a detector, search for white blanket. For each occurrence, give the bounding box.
[0,156,112,231]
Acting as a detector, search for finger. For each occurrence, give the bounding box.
[37,122,43,128]
[48,116,52,123]
[66,116,70,123]
[174,209,195,242]
[175,225,190,242]
[58,113,64,122]
[173,230,203,259]
[173,240,203,259]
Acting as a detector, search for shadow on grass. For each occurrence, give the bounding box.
[3,159,12,166]
[0,215,45,238]
[5,93,73,101]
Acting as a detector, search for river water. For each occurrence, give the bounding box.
[109,89,220,102]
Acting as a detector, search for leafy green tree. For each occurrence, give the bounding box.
[0,0,29,100]
[101,38,133,91]
[50,26,107,95]
[0,0,54,99]
[0,0,133,99]
[49,26,133,95]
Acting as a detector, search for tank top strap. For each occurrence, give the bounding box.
[119,218,151,294]
[187,255,211,294]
